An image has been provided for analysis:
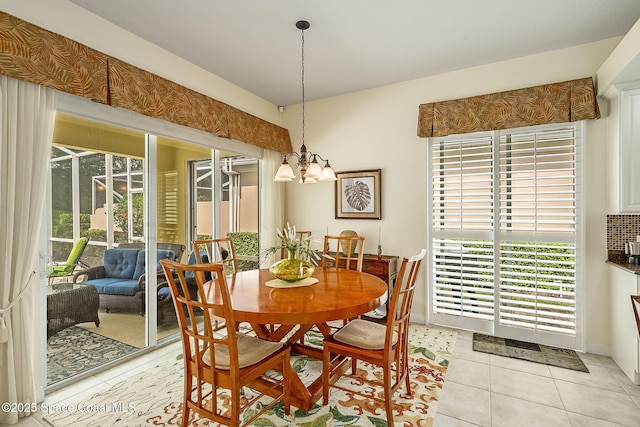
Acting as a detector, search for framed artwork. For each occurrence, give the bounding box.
[335,169,381,219]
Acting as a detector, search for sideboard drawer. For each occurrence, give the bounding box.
[362,261,386,276]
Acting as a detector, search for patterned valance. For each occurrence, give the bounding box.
[0,11,292,153]
[417,77,600,138]
[0,12,107,103]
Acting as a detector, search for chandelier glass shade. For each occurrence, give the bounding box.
[274,20,336,184]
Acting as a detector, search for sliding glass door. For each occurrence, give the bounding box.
[45,110,261,389]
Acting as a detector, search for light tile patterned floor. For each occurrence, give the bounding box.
[11,327,640,427]
[434,329,640,427]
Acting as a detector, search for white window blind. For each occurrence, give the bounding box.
[430,125,579,337]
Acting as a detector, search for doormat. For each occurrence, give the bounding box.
[47,326,138,385]
[472,333,589,373]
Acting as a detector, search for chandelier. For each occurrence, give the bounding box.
[274,20,336,184]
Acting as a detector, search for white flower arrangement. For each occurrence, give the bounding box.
[261,223,322,265]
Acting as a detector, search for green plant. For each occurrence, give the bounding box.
[114,193,144,236]
[260,224,322,265]
[227,231,259,271]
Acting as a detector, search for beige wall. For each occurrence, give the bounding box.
[281,38,619,353]
[2,0,625,354]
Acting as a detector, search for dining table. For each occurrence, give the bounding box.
[202,267,388,411]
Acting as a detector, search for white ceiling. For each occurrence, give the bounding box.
[68,0,640,106]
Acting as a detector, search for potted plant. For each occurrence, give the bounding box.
[261,224,321,282]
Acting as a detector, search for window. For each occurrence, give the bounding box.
[429,123,582,347]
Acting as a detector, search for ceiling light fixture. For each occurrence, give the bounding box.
[274,20,336,184]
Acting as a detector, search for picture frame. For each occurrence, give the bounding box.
[335,169,381,219]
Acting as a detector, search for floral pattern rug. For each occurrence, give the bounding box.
[44,324,456,426]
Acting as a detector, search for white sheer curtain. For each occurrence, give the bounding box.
[259,149,286,267]
[0,76,56,424]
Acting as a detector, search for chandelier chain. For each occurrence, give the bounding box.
[301,25,305,148]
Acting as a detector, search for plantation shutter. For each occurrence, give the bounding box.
[498,127,577,334]
[430,124,580,339]
[431,134,495,320]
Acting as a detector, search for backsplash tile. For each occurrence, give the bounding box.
[607,214,640,251]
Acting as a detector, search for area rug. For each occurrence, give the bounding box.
[472,333,589,373]
[43,324,456,426]
[47,326,138,385]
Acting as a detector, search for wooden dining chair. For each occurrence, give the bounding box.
[322,235,365,271]
[193,237,238,274]
[322,249,426,426]
[160,259,291,427]
[632,295,640,336]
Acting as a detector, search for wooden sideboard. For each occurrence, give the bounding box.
[330,254,398,321]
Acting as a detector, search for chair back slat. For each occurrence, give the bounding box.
[160,260,239,379]
[322,235,366,272]
[192,238,238,274]
[160,259,290,425]
[386,249,426,358]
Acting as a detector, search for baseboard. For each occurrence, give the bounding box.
[585,342,610,356]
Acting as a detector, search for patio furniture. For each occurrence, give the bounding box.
[73,246,180,314]
[47,283,100,339]
[47,237,89,285]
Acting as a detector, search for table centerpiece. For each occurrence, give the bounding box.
[261,224,321,282]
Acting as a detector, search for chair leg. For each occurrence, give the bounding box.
[180,400,189,427]
[384,367,394,426]
[283,354,291,415]
[403,360,412,398]
[322,344,331,405]
[231,388,241,427]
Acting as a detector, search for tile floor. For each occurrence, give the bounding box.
[8,327,640,427]
[435,329,640,426]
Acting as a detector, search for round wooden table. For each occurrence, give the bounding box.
[204,267,387,323]
[202,267,388,410]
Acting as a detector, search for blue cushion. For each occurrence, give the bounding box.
[84,277,132,293]
[84,278,140,295]
[133,249,176,280]
[103,249,140,279]
[185,252,209,279]
[102,280,141,296]
[158,287,170,297]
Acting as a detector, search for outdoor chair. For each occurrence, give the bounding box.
[322,249,426,426]
[47,237,89,285]
[160,259,291,427]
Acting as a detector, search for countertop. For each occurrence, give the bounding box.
[607,251,640,275]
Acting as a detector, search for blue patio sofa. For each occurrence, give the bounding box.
[73,245,183,314]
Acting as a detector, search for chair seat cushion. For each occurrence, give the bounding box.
[84,278,140,295]
[333,318,398,350]
[203,333,284,369]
